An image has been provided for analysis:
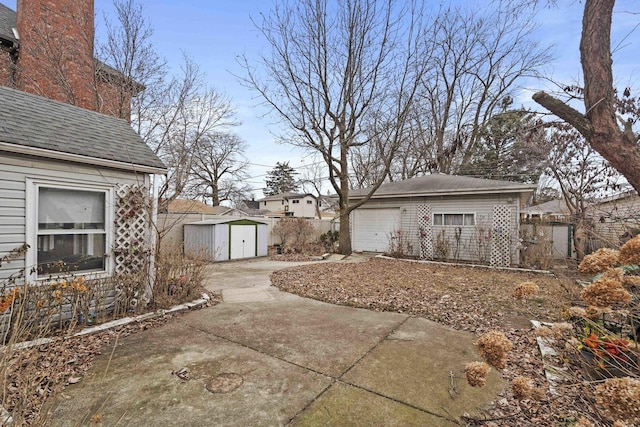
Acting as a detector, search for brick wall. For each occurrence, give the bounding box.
[6,0,133,120]
[15,0,96,109]
[0,48,11,86]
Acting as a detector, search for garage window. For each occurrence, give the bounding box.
[433,213,475,226]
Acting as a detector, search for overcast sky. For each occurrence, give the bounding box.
[3,0,639,198]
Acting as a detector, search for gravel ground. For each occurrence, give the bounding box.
[271,257,607,426]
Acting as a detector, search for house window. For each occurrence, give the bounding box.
[285,211,294,217]
[433,213,475,226]
[29,182,112,278]
[306,200,313,205]
[264,201,267,206]
[292,200,300,204]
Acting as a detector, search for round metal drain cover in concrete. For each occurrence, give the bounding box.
[206,373,243,393]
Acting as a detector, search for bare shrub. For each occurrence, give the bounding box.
[272,218,319,253]
[519,223,554,270]
[386,230,414,259]
[153,243,209,309]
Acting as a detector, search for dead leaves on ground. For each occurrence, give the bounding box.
[271,258,574,332]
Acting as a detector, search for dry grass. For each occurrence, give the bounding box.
[271,257,577,332]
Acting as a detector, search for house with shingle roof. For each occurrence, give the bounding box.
[0,86,166,282]
[257,192,319,218]
[347,174,536,266]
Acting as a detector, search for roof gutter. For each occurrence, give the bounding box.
[347,186,537,201]
[0,141,167,175]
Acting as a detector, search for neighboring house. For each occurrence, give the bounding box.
[348,174,536,266]
[588,190,640,247]
[0,86,166,282]
[162,199,247,217]
[258,192,319,218]
[521,199,571,222]
[0,0,137,120]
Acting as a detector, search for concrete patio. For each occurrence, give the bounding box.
[44,258,505,426]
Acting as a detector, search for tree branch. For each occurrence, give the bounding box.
[532,91,593,138]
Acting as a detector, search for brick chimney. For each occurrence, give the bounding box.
[15,0,96,110]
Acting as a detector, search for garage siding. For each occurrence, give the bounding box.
[351,193,521,264]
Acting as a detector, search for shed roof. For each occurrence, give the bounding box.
[166,199,218,214]
[0,86,166,173]
[521,199,570,216]
[187,219,267,226]
[349,174,537,200]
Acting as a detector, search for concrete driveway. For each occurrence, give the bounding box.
[44,257,505,426]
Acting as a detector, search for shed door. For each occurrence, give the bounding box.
[352,208,401,252]
[230,225,256,259]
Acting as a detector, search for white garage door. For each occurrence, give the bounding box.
[352,208,401,252]
[230,225,256,259]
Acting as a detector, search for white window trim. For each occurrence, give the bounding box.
[432,212,476,227]
[26,178,115,281]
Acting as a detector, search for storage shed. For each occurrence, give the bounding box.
[184,219,268,261]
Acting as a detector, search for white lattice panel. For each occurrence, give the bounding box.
[490,205,513,267]
[418,204,434,259]
[114,185,150,275]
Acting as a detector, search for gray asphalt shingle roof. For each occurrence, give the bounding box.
[349,174,537,199]
[0,86,166,171]
[0,2,16,44]
[258,192,316,202]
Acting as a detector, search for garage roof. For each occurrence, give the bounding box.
[349,174,537,200]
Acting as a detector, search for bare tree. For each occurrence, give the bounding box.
[98,0,239,208]
[240,0,429,254]
[545,124,621,258]
[189,132,249,206]
[533,0,640,193]
[410,1,552,175]
[98,0,166,120]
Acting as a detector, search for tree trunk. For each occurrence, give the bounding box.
[533,0,640,194]
[338,169,352,254]
[338,205,351,255]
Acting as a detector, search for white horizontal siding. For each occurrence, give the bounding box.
[355,193,522,263]
[0,152,145,282]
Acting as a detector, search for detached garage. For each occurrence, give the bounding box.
[349,174,537,267]
[184,219,268,261]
